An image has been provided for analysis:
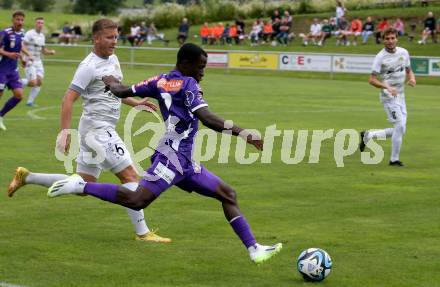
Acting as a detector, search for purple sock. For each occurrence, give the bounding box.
[230,216,257,248]
[84,182,119,203]
[0,97,21,117]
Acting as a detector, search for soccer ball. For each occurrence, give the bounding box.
[297,248,332,282]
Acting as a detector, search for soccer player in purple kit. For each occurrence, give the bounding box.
[0,11,32,131]
[48,43,282,264]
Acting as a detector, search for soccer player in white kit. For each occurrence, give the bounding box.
[21,17,55,107]
[359,28,416,167]
[8,19,171,243]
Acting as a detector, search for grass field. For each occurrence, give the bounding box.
[0,62,439,287]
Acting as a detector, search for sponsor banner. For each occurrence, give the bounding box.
[332,56,374,74]
[411,58,429,75]
[207,52,228,67]
[229,52,278,69]
[279,54,331,71]
[429,58,440,76]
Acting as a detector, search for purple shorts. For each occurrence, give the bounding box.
[139,153,222,198]
[0,70,23,91]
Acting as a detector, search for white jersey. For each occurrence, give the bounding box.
[371,47,411,102]
[24,29,45,63]
[70,52,123,135]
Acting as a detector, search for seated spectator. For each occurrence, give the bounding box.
[408,22,417,42]
[262,20,273,43]
[59,22,72,45]
[375,18,389,44]
[393,18,405,36]
[229,24,239,45]
[271,17,281,45]
[200,22,210,45]
[128,23,140,46]
[71,25,82,45]
[136,21,148,46]
[318,19,333,46]
[214,23,224,45]
[235,17,245,44]
[361,16,375,44]
[249,21,262,46]
[221,24,231,45]
[348,16,362,46]
[271,10,281,22]
[335,16,349,46]
[177,18,189,46]
[421,0,428,6]
[276,13,292,46]
[418,11,437,44]
[302,18,322,46]
[146,23,168,46]
[117,25,127,45]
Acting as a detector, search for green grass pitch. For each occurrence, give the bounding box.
[0,63,439,286]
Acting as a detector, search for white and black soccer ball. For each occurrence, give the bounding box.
[297,248,332,282]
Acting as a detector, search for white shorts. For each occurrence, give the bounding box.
[76,129,133,178]
[383,100,407,124]
[25,61,44,81]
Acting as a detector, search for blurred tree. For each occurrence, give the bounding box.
[73,0,126,15]
[19,0,55,12]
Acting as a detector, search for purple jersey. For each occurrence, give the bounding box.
[132,70,208,166]
[0,27,24,72]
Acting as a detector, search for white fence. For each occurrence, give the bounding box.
[45,44,440,77]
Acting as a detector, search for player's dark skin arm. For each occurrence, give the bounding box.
[194,107,263,151]
[102,75,133,98]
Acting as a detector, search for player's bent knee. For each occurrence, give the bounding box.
[217,184,237,205]
[394,121,406,135]
[129,189,156,210]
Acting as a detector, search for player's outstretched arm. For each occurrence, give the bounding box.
[102,75,134,98]
[59,89,80,154]
[194,107,263,151]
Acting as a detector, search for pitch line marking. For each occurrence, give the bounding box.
[0,282,30,287]
[26,106,57,120]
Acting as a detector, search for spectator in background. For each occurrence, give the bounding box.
[235,17,245,44]
[117,25,126,45]
[276,17,291,46]
[128,23,140,46]
[262,20,273,43]
[200,22,210,45]
[361,16,375,44]
[375,18,389,44]
[147,23,168,46]
[408,22,417,42]
[335,15,349,45]
[302,18,321,46]
[221,24,231,45]
[335,0,347,25]
[271,10,281,22]
[418,11,437,44]
[319,19,333,46]
[59,22,72,45]
[348,16,362,46]
[177,18,189,46]
[136,21,148,46]
[229,24,239,45]
[249,20,262,46]
[271,17,281,45]
[393,18,405,36]
[72,25,82,45]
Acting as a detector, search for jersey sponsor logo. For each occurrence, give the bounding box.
[134,75,159,88]
[157,78,184,92]
[152,162,176,184]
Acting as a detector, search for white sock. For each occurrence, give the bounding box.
[366,128,393,141]
[25,172,69,187]
[27,86,41,104]
[21,78,29,86]
[122,182,149,236]
[391,122,405,162]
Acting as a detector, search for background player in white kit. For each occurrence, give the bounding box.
[21,17,55,107]
[359,28,416,167]
[8,19,170,243]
